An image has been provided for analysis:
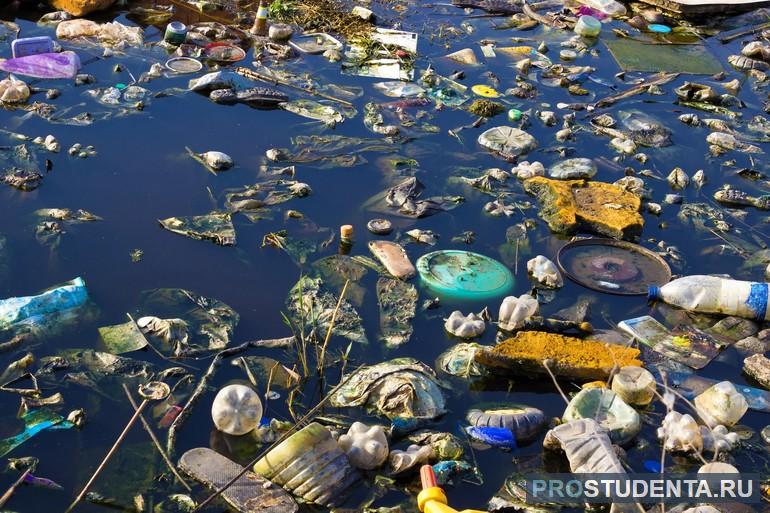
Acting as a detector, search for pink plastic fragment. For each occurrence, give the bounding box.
[0,51,81,79]
[577,5,608,19]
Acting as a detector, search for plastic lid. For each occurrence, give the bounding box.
[166,57,203,74]
[416,250,514,301]
[556,238,671,295]
[579,15,602,29]
[647,24,672,33]
[648,285,660,301]
[508,108,522,121]
[471,84,500,98]
[167,21,187,32]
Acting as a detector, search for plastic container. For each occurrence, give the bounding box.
[253,422,358,507]
[164,21,187,45]
[694,381,748,428]
[577,0,626,17]
[11,36,53,59]
[649,275,769,321]
[574,15,602,37]
[416,250,514,301]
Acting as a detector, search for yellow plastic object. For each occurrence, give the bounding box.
[471,84,499,98]
[417,465,486,513]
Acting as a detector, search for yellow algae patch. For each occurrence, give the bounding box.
[523,177,644,240]
[474,331,642,381]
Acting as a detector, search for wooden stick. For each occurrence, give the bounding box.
[0,469,30,508]
[65,400,151,513]
[593,72,678,109]
[122,384,192,492]
[318,279,349,372]
[718,21,770,43]
[234,67,354,107]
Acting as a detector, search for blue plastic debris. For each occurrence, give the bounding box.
[465,426,517,449]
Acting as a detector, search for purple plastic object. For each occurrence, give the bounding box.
[0,51,81,79]
[577,5,608,19]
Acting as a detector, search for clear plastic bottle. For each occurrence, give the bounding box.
[577,0,627,17]
[649,275,769,321]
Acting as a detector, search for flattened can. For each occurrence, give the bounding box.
[164,22,187,45]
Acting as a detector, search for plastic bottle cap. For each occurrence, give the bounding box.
[578,15,601,29]
[340,224,354,240]
[471,84,500,98]
[508,108,522,121]
[647,24,672,33]
[648,285,660,301]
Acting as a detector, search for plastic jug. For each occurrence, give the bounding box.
[577,0,626,16]
[649,275,769,321]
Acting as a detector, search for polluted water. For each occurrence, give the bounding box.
[2,0,770,511]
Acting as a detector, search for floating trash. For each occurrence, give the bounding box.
[165,57,202,74]
[204,43,246,63]
[416,250,514,301]
[556,238,671,295]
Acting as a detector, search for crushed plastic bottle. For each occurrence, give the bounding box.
[649,275,769,321]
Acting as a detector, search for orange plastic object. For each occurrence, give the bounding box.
[416,465,486,513]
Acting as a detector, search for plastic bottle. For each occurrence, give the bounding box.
[251,0,269,36]
[648,275,769,321]
[574,15,602,37]
[577,0,626,16]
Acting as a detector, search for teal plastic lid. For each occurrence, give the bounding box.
[647,24,671,33]
[416,250,514,300]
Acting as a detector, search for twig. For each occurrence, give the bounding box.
[514,239,519,275]
[0,334,29,354]
[542,359,570,405]
[593,72,678,109]
[66,384,167,513]
[235,67,354,107]
[122,384,192,492]
[191,367,362,513]
[718,21,770,43]
[0,469,30,508]
[318,279,349,372]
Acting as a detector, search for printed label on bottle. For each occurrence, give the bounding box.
[745,282,768,321]
[257,7,269,18]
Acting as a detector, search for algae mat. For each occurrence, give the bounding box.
[604,38,722,75]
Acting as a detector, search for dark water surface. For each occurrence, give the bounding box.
[1,1,770,512]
